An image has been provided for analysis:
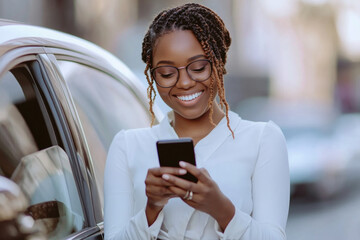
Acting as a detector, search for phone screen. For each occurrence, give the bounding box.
[156,138,197,183]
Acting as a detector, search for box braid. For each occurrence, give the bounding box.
[142,3,234,137]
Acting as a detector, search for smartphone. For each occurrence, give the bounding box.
[156,138,197,183]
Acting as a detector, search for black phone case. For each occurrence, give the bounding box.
[156,138,198,183]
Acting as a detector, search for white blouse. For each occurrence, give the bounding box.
[104,111,290,240]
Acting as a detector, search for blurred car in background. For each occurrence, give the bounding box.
[333,113,360,162]
[332,113,360,185]
[284,125,348,200]
[235,97,352,200]
[0,19,163,239]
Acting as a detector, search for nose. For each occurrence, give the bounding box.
[175,68,196,89]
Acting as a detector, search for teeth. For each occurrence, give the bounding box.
[177,91,202,101]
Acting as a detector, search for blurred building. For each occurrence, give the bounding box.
[1,0,359,113]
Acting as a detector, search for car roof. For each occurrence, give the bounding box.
[0,18,21,27]
[0,19,164,120]
[0,19,127,73]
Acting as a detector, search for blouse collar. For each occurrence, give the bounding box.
[156,111,242,162]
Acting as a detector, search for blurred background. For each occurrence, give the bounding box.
[1,0,360,239]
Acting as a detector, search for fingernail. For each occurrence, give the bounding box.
[179,161,186,167]
[179,169,187,175]
[162,174,170,180]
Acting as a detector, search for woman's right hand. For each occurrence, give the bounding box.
[145,167,187,225]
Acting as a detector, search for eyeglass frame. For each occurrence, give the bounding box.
[150,59,213,88]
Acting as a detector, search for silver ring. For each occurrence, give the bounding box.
[187,191,193,201]
[183,190,190,199]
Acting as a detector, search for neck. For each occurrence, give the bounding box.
[172,103,225,144]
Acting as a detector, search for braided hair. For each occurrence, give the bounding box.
[141,3,234,137]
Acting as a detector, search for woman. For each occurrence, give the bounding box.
[104,3,289,240]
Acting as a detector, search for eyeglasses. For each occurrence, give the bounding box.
[151,59,212,88]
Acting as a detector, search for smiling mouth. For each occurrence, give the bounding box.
[176,91,203,101]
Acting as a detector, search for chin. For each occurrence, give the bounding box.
[173,107,210,120]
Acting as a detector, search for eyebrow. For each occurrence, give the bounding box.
[155,54,207,66]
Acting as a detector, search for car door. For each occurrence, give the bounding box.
[0,25,161,239]
[0,48,101,239]
[41,47,155,210]
[38,45,160,239]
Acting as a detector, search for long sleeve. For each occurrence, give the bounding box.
[215,121,290,239]
[104,131,164,240]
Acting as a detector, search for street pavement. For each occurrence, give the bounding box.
[286,181,360,240]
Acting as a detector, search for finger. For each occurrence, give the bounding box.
[146,185,175,197]
[146,193,177,202]
[168,186,198,203]
[145,175,174,187]
[147,189,178,198]
[179,162,210,183]
[149,167,187,177]
[162,174,200,193]
[168,186,188,198]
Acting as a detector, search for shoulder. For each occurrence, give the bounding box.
[107,125,160,163]
[232,112,285,143]
[109,124,162,153]
[245,120,287,153]
[112,124,160,144]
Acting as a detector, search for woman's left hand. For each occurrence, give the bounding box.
[162,161,235,231]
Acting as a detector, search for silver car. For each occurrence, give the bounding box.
[0,19,163,239]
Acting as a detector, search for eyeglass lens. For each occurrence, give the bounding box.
[152,60,211,87]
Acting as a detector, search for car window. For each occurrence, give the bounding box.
[57,60,151,208]
[12,146,84,239]
[0,65,85,238]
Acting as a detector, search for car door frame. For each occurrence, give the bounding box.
[0,47,104,239]
[39,46,164,238]
[37,53,105,239]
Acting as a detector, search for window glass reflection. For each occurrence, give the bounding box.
[12,146,84,238]
[0,67,85,238]
[58,60,151,208]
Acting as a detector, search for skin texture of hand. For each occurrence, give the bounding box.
[162,161,235,231]
[145,167,187,226]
